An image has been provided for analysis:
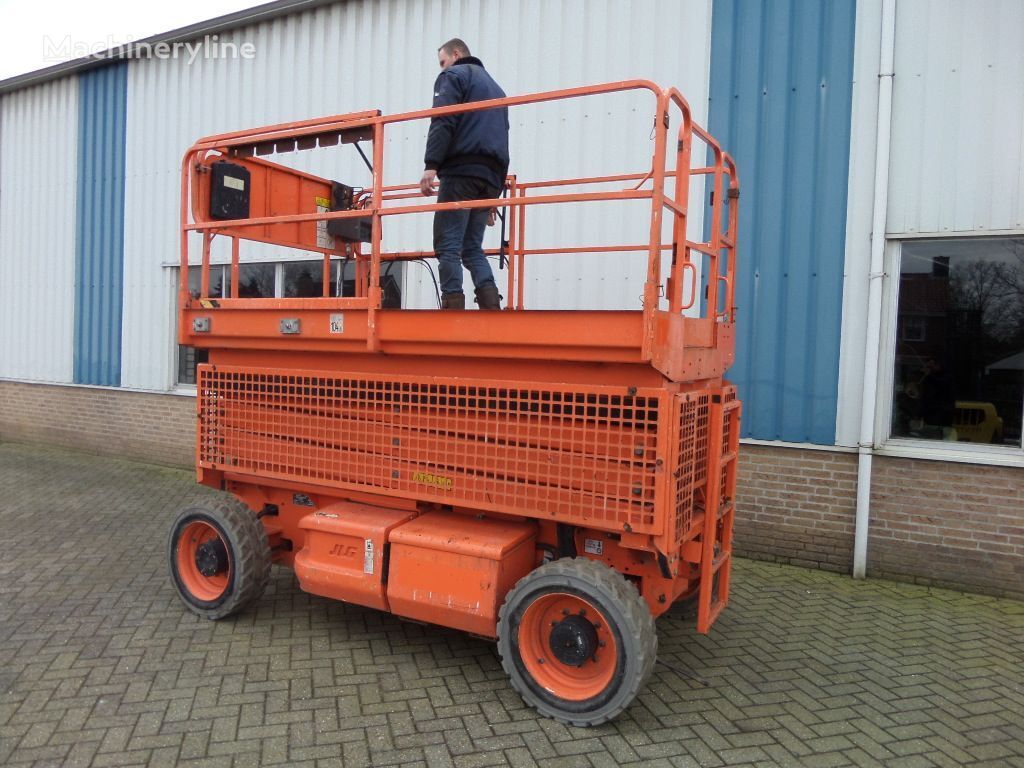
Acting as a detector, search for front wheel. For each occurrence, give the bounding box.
[497,558,657,726]
[167,498,271,620]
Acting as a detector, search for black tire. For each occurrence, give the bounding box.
[167,498,271,620]
[496,558,657,726]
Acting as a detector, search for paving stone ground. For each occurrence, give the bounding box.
[1,441,1022,768]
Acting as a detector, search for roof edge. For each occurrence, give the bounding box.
[0,0,335,96]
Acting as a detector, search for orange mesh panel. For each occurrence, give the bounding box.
[672,392,710,545]
[198,365,667,534]
[720,387,738,501]
[693,394,710,488]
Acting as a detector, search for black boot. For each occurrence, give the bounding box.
[474,285,502,310]
[441,292,465,310]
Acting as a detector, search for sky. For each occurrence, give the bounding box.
[0,0,260,80]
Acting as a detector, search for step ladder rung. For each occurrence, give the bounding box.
[707,598,727,626]
[711,550,731,574]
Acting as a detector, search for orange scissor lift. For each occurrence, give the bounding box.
[168,80,740,725]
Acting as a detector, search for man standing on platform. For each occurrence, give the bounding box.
[420,38,509,310]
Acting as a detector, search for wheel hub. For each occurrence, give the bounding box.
[548,614,599,667]
[195,538,229,576]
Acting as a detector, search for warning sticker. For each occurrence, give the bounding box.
[363,539,374,574]
[412,471,454,490]
[329,313,344,334]
[315,196,335,249]
[583,538,604,555]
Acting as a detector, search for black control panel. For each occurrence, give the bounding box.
[209,161,251,220]
[327,181,372,243]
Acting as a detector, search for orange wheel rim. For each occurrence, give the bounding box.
[175,521,231,602]
[517,593,618,701]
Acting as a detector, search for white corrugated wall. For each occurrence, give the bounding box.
[887,0,1024,235]
[120,0,713,390]
[0,78,79,383]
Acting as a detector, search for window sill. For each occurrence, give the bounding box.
[876,438,1024,468]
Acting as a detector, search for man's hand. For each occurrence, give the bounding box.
[420,169,439,196]
[487,208,497,226]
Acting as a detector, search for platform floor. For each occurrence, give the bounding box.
[1,441,1022,767]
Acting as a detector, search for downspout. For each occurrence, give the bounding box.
[853,0,897,579]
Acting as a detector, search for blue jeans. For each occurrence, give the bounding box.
[433,175,498,295]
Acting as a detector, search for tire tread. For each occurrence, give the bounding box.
[496,557,657,727]
[168,496,271,620]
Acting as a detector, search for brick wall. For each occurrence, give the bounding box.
[733,444,858,573]
[0,381,194,468]
[2,381,1021,599]
[870,456,1024,601]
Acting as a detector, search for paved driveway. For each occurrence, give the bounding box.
[1,442,1022,767]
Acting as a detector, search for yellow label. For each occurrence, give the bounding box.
[412,471,454,491]
[315,196,330,208]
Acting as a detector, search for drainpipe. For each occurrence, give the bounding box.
[853,0,897,579]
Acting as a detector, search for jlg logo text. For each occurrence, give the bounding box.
[328,543,358,557]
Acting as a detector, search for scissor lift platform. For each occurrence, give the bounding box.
[168,79,741,727]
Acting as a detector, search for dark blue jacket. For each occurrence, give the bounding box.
[424,57,510,189]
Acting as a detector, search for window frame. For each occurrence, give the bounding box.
[876,237,1024,467]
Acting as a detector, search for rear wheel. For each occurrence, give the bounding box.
[497,558,657,726]
[167,499,270,620]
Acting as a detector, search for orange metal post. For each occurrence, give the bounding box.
[668,97,693,315]
[515,193,527,310]
[200,232,212,298]
[641,92,670,360]
[505,177,517,310]
[367,120,385,351]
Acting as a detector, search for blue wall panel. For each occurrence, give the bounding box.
[74,63,127,386]
[709,0,856,444]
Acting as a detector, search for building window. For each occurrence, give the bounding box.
[176,266,230,385]
[237,263,275,298]
[900,315,926,342]
[176,259,404,386]
[890,238,1023,447]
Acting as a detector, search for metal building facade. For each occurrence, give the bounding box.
[10,0,1013,457]
[0,78,79,384]
[75,63,128,387]
[708,0,858,445]
[835,0,1024,451]
[886,0,1024,236]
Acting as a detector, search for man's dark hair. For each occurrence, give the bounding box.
[439,38,471,56]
